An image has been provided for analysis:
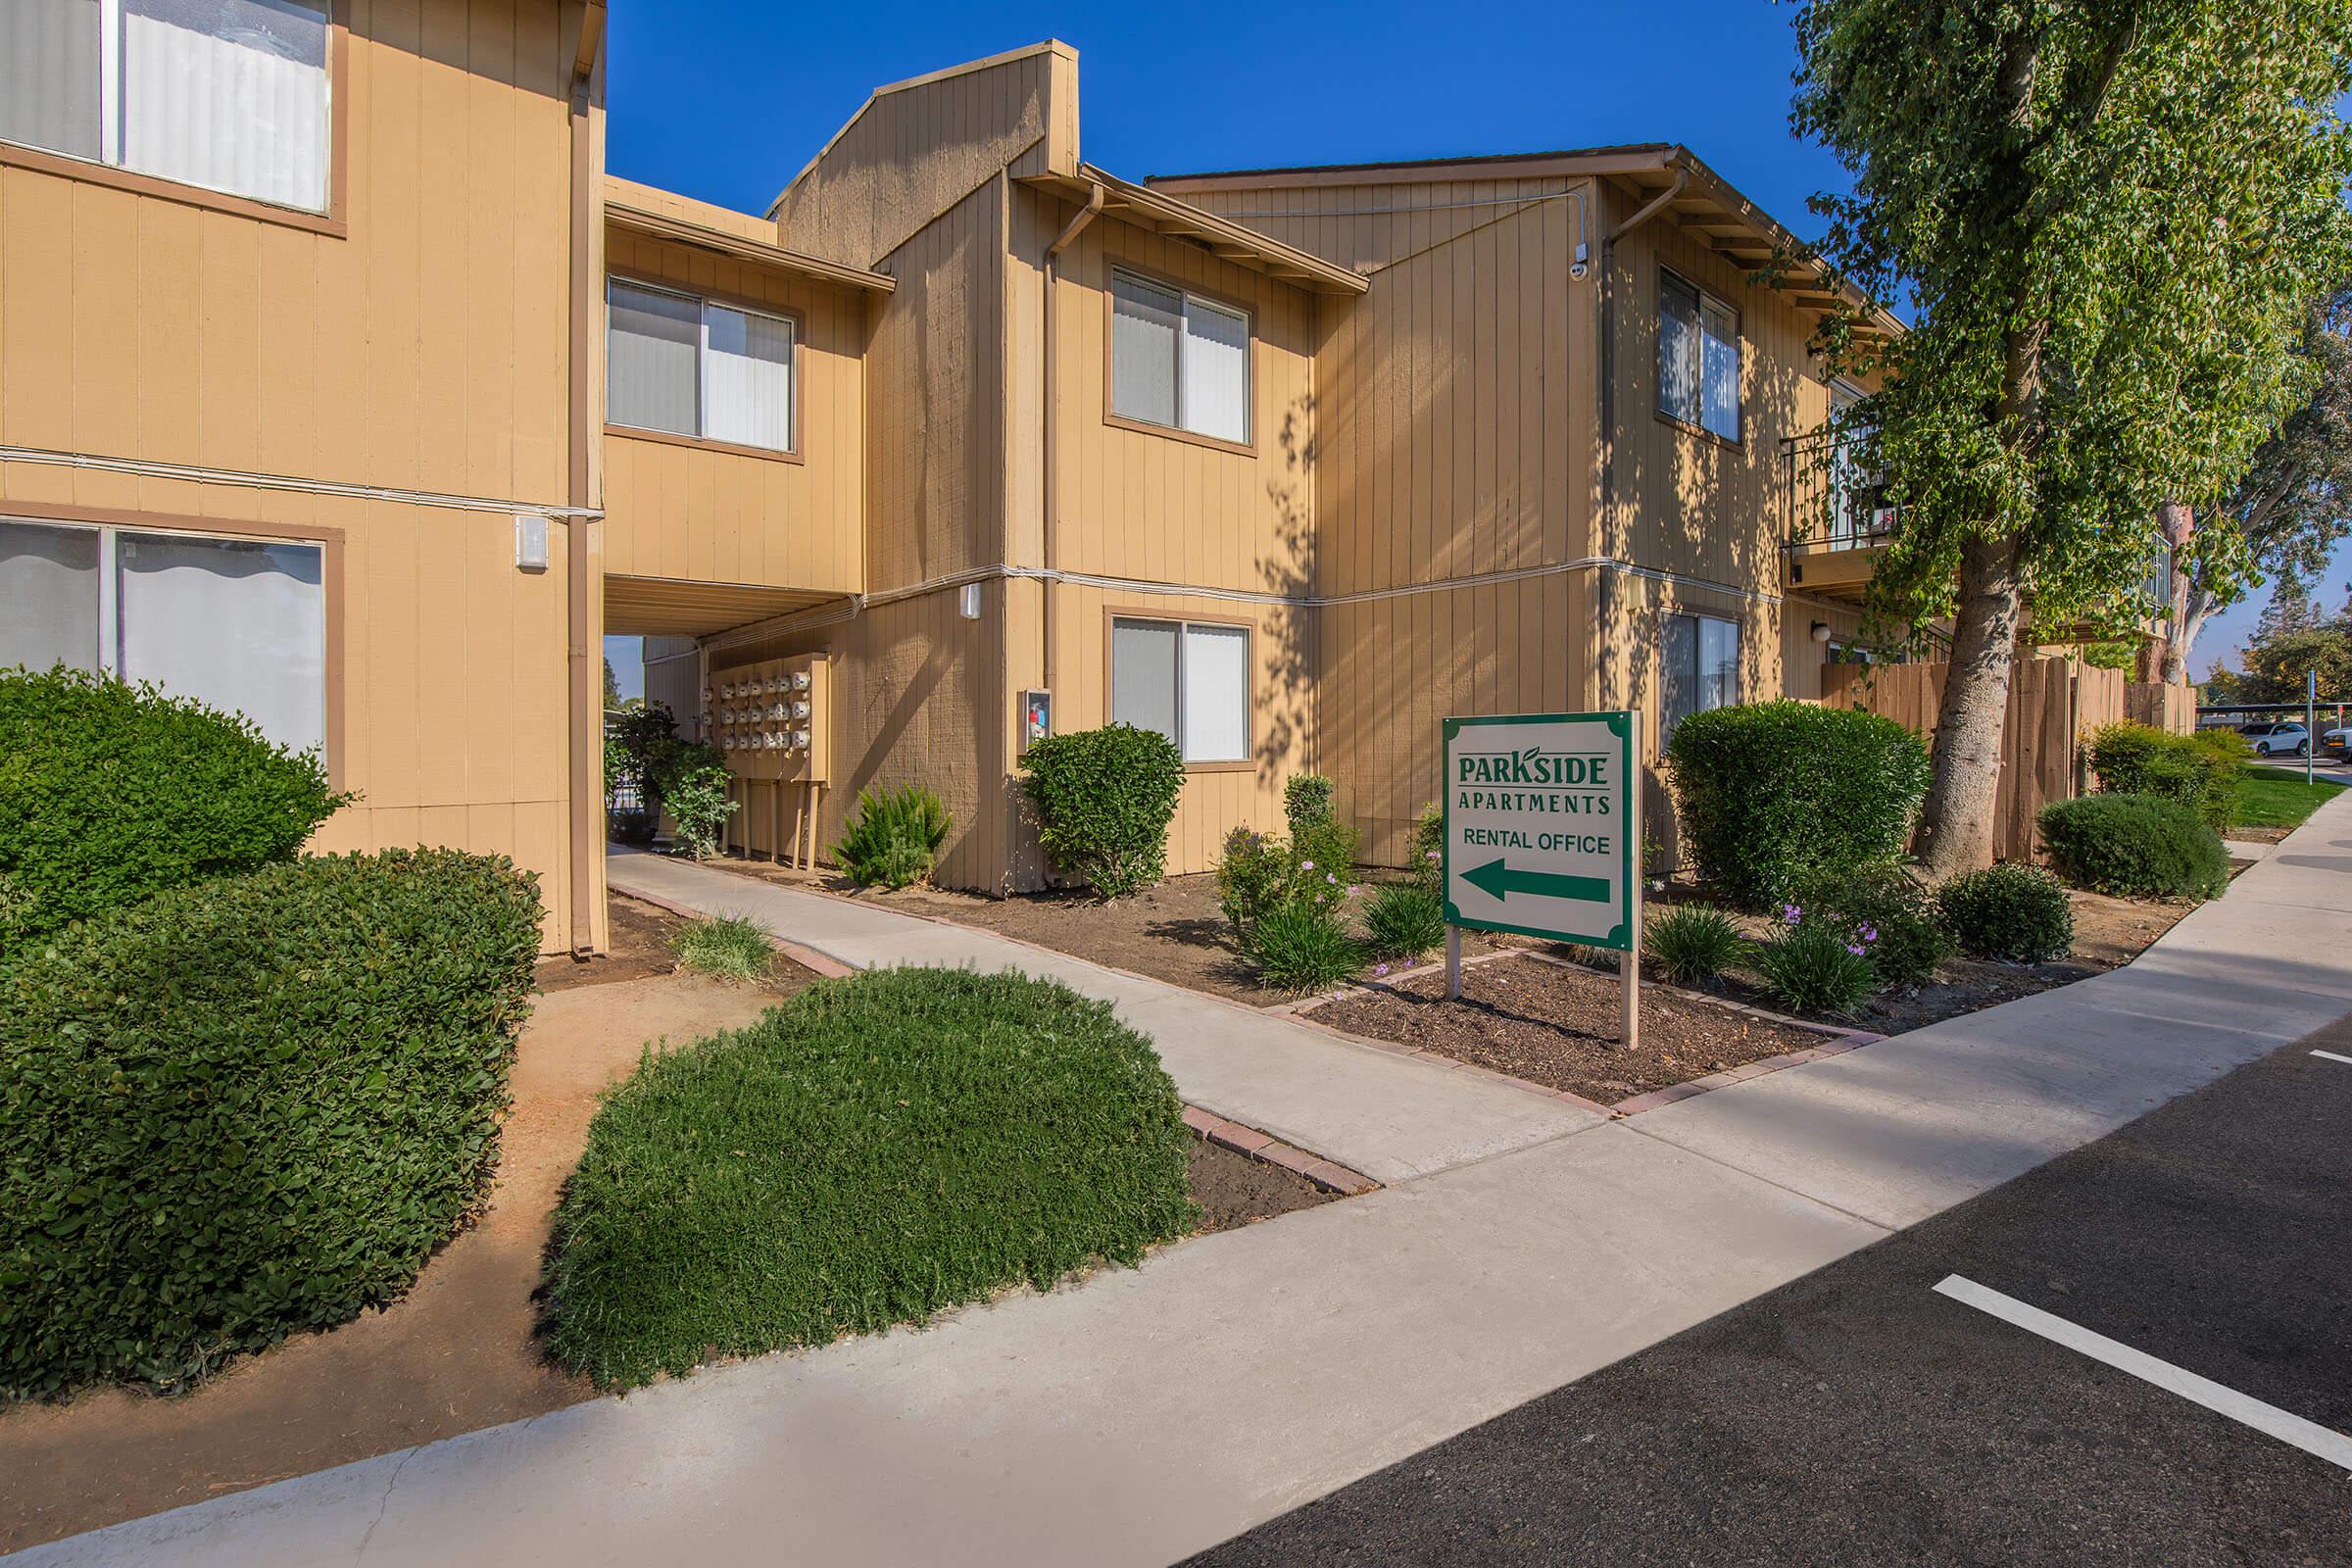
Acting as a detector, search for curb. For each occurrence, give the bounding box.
[1181,1105,1380,1197]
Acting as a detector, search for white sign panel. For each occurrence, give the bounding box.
[1442,710,1639,950]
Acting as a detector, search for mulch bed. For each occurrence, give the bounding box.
[1188,1135,1339,1232]
[1308,955,1833,1105]
[537,892,810,995]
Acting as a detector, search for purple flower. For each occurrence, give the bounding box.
[1846,943,1866,957]
[1425,850,1441,861]
[1375,962,1391,976]
[1857,923,1879,944]
[1346,884,1363,898]
[1782,904,1803,925]
[1300,860,1315,871]
[1326,872,1339,884]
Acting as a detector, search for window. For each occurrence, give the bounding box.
[1661,612,1740,742]
[1657,270,1741,442]
[0,0,332,213]
[1109,270,1250,445]
[0,516,326,754]
[1110,615,1250,763]
[607,279,796,454]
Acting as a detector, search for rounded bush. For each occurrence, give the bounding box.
[0,665,352,946]
[2038,793,2230,901]
[1664,700,1932,909]
[2084,721,2242,830]
[835,783,953,890]
[1019,724,1186,900]
[1937,863,2075,963]
[1643,904,1747,989]
[1283,772,1336,835]
[0,850,542,1400]
[1363,881,1446,962]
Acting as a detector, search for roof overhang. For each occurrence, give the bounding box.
[606,576,854,639]
[604,201,896,295]
[1024,166,1369,296]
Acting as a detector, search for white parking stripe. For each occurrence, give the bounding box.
[2310,1050,2352,1066]
[1933,1275,2352,1474]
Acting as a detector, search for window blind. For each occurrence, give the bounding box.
[1180,622,1249,761]
[0,518,101,673]
[122,0,329,211]
[702,304,793,452]
[117,530,325,754]
[1110,273,1181,430]
[1180,298,1249,444]
[1110,617,1179,748]
[0,0,102,161]
[608,282,701,438]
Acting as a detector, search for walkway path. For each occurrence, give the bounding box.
[18,796,2352,1568]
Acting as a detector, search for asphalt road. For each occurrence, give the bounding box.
[1189,1022,2352,1567]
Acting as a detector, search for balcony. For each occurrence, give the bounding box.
[1782,423,1895,605]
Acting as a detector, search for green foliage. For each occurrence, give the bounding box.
[1019,725,1187,900]
[1283,772,1337,836]
[538,967,1196,1390]
[1216,826,1296,939]
[0,850,541,1400]
[607,703,678,809]
[1664,701,1933,908]
[1788,865,1951,986]
[1410,801,1446,891]
[669,914,775,983]
[2235,615,2352,705]
[1936,862,2075,962]
[2084,721,2243,829]
[1293,812,1361,893]
[2079,640,2138,672]
[2038,794,2230,900]
[0,666,353,948]
[2231,763,2347,829]
[1751,919,1880,1019]
[1643,905,1748,990]
[1244,901,1363,993]
[651,742,736,861]
[834,784,953,890]
[1362,881,1446,963]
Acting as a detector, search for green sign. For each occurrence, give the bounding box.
[1442,710,1639,950]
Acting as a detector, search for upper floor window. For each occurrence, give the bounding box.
[1109,270,1250,446]
[1658,270,1741,443]
[607,279,796,455]
[0,0,332,214]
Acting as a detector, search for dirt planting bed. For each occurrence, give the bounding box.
[1188,1135,1341,1232]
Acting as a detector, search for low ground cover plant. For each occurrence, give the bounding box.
[1936,863,2075,963]
[0,850,541,1400]
[2084,721,2242,829]
[1751,916,1879,1019]
[1643,905,1747,989]
[1362,881,1446,963]
[2038,793,2230,901]
[2231,763,2347,830]
[1244,900,1364,991]
[835,784,953,890]
[537,967,1197,1390]
[1664,700,1932,908]
[1788,866,1950,987]
[1020,725,1186,899]
[669,913,775,982]
[0,665,352,946]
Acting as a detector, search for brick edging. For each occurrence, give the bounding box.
[1182,1105,1379,1196]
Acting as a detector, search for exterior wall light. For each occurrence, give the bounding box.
[959,581,984,619]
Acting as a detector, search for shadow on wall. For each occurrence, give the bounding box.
[1255,391,1318,789]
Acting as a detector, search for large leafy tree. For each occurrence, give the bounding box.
[1792,0,2352,874]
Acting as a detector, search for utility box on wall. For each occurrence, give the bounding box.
[706,653,833,865]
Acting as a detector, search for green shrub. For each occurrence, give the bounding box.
[1664,700,1932,909]
[1751,919,1879,1019]
[1294,812,1361,891]
[651,741,737,860]
[1245,901,1363,992]
[670,914,775,982]
[1937,863,2075,963]
[1409,801,1446,890]
[2084,721,2241,830]
[538,967,1196,1390]
[834,784,953,890]
[1019,725,1187,900]
[1644,905,1747,989]
[0,849,541,1400]
[607,702,679,817]
[1788,865,1950,987]
[1216,825,1295,938]
[1363,881,1446,962]
[2038,793,2230,901]
[0,665,353,946]
[1283,772,1336,835]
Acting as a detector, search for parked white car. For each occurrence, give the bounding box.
[2239,720,2309,758]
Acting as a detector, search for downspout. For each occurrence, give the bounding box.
[1040,181,1104,700]
[563,23,603,957]
[1595,162,1686,710]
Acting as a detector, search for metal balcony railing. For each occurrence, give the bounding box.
[1783,423,1897,552]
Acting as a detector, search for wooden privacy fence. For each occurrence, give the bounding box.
[2126,679,2198,735]
[1819,657,2146,862]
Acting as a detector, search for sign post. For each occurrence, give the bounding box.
[1442,711,1642,1049]
[2308,667,2318,785]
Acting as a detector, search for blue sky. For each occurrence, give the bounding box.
[598,0,2324,689]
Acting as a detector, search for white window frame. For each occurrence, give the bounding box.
[605,277,799,456]
[1109,613,1253,764]
[0,0,335,216]
[1657,268,1743,444]
[1108,268,1253,446]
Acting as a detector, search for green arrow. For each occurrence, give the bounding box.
[1460,858,1610,905]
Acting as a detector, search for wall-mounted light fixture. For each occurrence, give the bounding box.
[514,514,551,572]
[1809,619,1833,644]
[958,582,984,620]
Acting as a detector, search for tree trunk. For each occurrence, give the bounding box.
[2156,500,2196,684]
[1917,534,2026,877]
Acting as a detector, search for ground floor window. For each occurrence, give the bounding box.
[1661,611,1740,742]
[1109,614,1250,762]
[0,516,327,755]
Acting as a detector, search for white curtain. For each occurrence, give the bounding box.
[1700,297,1741,441]
[1110,617,1179,749]
[703,304,793,451]
[1180,622,1248,761]
[1658,273,1700,425]
[122,0,330,213]
[116,530,325,754]
[0,0,103,161]
[1110,273,1180,428]
[0,518,101,672]
[1180,298,1250,444]
[608,282,700,437]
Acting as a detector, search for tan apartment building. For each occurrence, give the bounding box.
[0,20,1894,949]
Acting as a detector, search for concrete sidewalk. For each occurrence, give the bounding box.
[19,794,2352,1568]
[609,851,1598,1185]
